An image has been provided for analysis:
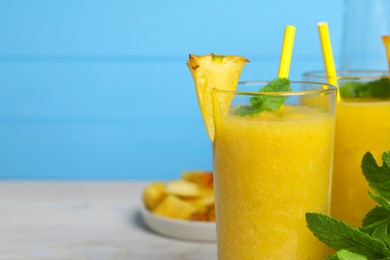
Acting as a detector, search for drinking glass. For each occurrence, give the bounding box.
[341,0,390,70]
[303,70,390,227]
[212,81,336,259]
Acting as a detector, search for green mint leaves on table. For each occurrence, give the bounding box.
[234,78,291,116]
[339,78,390,99]
[306,151,390,260]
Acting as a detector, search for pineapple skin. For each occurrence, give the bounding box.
[187,54,249,141]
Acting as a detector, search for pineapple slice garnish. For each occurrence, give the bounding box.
[383,35,390,71]
[187,54,249,141]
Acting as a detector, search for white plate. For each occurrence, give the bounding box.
[140,205,216,242]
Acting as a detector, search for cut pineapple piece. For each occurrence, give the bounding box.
[152,195,198,220]
[165,179,201,198]
[383,35,390,71]
[143,182,166,210]
[182,171,213,188]
[187,54,249,141]
[190,203,216,222]
[143,171,217,222]
[185,193,214,208]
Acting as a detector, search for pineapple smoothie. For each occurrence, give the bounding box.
[303,70,390,227]
[187,54,336,259]
[332,99,390,227]
[213,104,334,260]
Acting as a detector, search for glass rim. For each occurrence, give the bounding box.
[303,69,389,80]
[213,80,337,96]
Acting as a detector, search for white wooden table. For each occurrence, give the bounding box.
[0,181,217,260]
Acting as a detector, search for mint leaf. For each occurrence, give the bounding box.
[359,193,390,247]
[363,207,390,228]
[235,78,291,116]
[234,105,262,116]
[340,81,369,98]
[339,78,390,99]
[367,78,390,98]
[306,213,390,258]
[362,152,390,201]
[326,255,340,260]
[306,152,390,259]
[335,250,368,260]
[369,192,390,212]
[360,214,390,247]
[371,221,390,244]
[367,221,390,247]
[326,250,369,260]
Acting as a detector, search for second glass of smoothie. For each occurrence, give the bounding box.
[303,70,390,227]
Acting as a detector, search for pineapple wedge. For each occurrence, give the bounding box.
[383,35,390,71]
[153,195,198,220]
[143,182,166,210]
[187,54,249,141]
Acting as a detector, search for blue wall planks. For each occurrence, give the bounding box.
[0,0,343,179]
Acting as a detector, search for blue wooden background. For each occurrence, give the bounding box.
[0,0,345,179]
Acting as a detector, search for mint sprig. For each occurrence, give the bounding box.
[234,78,291,116]
[306,151,390,259]
[329,250,369,260]
[339,78,390,99]
[306,213,390,258]
[362,152,390,200]
[362,207,390,229]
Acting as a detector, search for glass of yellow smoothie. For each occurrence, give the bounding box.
[303,70,390,227]
[213,80,336,259]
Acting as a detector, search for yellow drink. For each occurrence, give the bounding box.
[302,70,390,227]
[332,100,390,227]
[214,104,334,259]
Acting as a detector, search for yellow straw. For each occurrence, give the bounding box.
[278,25,296,78]
[317,22,341,100]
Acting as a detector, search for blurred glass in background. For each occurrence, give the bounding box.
[341,0,390,70]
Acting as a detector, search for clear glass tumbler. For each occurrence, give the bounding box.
[212,81,336,259]
[303,70,390,227]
